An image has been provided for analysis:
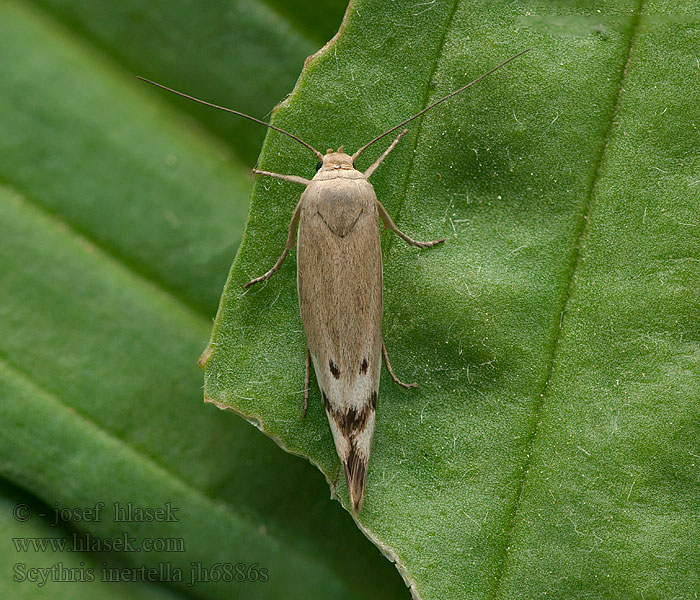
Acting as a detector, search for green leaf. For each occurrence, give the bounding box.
[204,1,700,598]
[0,481,181,600]
[0,1,407,599]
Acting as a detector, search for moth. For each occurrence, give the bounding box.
[139,48,528,512]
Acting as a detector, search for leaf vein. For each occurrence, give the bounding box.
[490,3,646,597]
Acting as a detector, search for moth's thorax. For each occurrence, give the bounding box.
[314,150,364,181]
[302,161,377,238]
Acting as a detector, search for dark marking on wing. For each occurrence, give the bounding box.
[329,359,340,379]
[342,406,367,437]
[326,398,374,437]
[321,390,375,438]
[360,358,368,375]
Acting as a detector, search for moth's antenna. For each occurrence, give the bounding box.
[137,77,324,161]
[352,48,531,161]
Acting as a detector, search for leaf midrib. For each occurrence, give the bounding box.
[0,333,349,599]
[25,0,323,168]
[0,175,209,328]
[384,0,461,253]
[490,3,646,597]
[256,0,330,46]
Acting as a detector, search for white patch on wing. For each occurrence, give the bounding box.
[311,350,378,473]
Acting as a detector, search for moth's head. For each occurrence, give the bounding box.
[316,146,355,172]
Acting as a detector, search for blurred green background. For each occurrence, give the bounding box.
[0,1,411,598]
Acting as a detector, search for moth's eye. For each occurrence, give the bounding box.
[316,161,322,172]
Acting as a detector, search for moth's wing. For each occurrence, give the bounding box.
[297,177,382,512]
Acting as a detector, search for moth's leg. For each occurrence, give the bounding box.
[382,339,418,389]
[244,198,303,289]
[376,200,446,248]
[363,129,408,179]
[253,169,310,186]
[303,348,311,418]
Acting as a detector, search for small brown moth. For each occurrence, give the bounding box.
[139,48,529,512]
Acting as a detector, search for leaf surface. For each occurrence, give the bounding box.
[203,1,700,598]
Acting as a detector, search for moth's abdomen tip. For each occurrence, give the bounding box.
[343,452,368,515]
[351,496,363,513]
[348,480,364,513]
